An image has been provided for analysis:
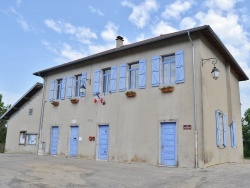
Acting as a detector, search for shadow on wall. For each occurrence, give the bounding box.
[0,143,5,153]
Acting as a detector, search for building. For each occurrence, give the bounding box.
[2,25,248,168]
[1,83,43,153]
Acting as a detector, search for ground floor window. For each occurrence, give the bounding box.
[19,131,26,145]
[26,134,37,145]
[215,110,227,148]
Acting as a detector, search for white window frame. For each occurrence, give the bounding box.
[103,68,111,93]
[56,79,62,100]
[129,62,139,90]
[26,134,37,145]
[74,74,82,97]
[162,54,176,85]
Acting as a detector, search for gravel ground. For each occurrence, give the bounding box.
[0,153,250,188]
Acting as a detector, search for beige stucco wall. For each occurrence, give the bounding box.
[41,35,199,167]
[200,37,243,167]
[39,33,243,168]
[5,89,42,153]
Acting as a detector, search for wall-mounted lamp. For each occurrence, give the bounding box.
[79,78,91,94]
[202,58,220,80]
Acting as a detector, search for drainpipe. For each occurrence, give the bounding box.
[38,74,46,155]
[188,31,198,168]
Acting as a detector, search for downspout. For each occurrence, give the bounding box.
[188,31,198,168]
[38,73,46,155]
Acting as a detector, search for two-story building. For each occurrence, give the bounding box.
[2,25,248,168]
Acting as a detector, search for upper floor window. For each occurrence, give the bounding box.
[129,62,139,89]
[56,79,62,100]
[162,55,176,85]
[215,110,227,148]
[151,50,184,87]
[28,108,33,116]
[75,75,82,97]
[103,68,111,93]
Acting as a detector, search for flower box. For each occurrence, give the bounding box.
[159,86,174,93]
[70,98,79,104]
[51,101,59,106]
[125,91,136,97]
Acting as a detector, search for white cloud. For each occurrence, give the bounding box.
[42,40,86,64]
[204,0,241,11]
[180,17,196,30]
[121,0,158,28]
[162,0,193,20]
[88,43,115,55]
[44,19,97,44]
[101,22,119,41]
[16,0,22,7]
[9,7,30,32]
[44,19,61,33]
[89,6,104,16]
[151,21,178,36]
[60,43,84,61]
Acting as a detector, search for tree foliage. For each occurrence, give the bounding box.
[0,94,10,143]
[242,108,250,157]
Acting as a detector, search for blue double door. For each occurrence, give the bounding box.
[98,125,109,160]
[70,126,79,157]
[161,122,177,166]
[50,126,59,155]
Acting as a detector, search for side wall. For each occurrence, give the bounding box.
[200,36,243,167]
[5,90,42,153]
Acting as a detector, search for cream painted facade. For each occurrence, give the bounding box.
[2,26,247,168]
[4,83,43,153]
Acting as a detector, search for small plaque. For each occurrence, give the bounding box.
[183,125,191,130]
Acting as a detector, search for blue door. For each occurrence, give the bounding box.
[98,125,109,160]
[161,122,177,166]
[70,126,79,157]
[50,126,58,155]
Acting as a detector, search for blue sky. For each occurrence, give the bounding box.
[1,0,250,114]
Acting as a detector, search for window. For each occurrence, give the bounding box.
[162,55,176,85]
[230,119,237,148]
[151,50,184,87]
[103,68,111,93]
[26,134,37,145]
[28,108,33,116]
[215,110,227,148]
[75,75,82,97]
[19,131,26,145]
[56,79,62,99]
[129,63,139,89]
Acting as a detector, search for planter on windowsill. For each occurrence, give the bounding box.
[125,91,136,97]
[70,98,79,104]
[159,86,174,93]
[51,101,59,106]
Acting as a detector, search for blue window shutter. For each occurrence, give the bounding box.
[152,56,160,86]
[215,110,220,147]
[49,80,55,101]
[230,119,237,147]
[175,50,184,84]
[61,77,66,100]
[139,59,146,89]
[119,64,126,92]
[67,76,73,99]
[222,113,227,147]
[93,69,100,95]
[81,72,87,97]
[110,66,117,93]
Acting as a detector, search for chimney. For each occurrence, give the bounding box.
[116,36,124,48]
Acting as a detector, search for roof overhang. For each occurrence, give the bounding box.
[0,82,43,120]
[33,25,248,81]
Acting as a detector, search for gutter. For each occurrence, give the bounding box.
[37,73,46,155]
[188,31,198,168]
